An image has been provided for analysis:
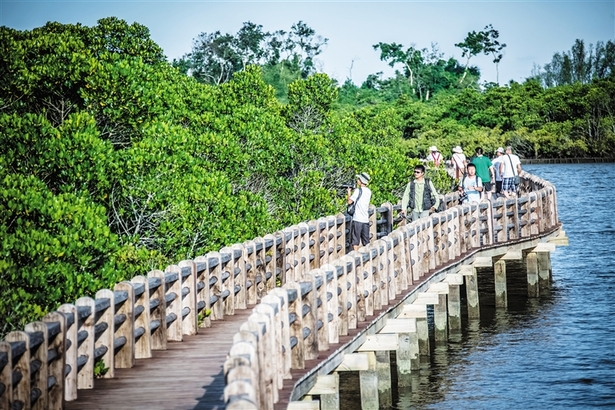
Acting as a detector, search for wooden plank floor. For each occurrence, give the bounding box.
[65,307,254,410]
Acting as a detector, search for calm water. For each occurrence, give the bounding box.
[391,163,615,409]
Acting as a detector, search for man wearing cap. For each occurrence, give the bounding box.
[426,146,442,167]
[400,165,440,222]
[491,147,506,196]
[347,172,372,250]
[451,146,466,180]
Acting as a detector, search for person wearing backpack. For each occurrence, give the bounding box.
[346,172,372,250]
[400,165,440,222]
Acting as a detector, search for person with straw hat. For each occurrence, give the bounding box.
[346,172,372,250]
[451,146,467,180]
[426,145,442,167]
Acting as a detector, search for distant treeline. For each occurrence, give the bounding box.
[0,18,613,334]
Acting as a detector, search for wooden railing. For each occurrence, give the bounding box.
[223,172,559,409]
[0,172,557,410]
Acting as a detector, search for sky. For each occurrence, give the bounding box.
[1,0,614,85]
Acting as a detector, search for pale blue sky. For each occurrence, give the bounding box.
[1,1,614,85]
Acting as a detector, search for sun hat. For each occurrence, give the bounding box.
[452,146,463,154]
[429,145,438,152]
[356,172,371,185]
[496,147,505,153]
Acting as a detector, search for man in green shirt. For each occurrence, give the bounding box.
[400,165,440,222]
[471,147,494,199]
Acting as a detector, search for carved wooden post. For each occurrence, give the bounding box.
[25,321,48,410]
[208,252,224,321]
[219,249,236,317]
[114,282,136,368]
[57,303,77,400]
[264,234,278,291]
[0,341,12,408]
[330,260,348,337]
[163,266,183,341]
[147,270,167,349]
[320,264,339,344]
[244,240,259,304]
[131,276,152,359]
[261,293,285,388]
[5,331,30,407]
[470,202,480,248]
[75,296,95,388]
[179,259,198,334]
[193,257,211,328]
[382,202,394,236]
[275,231,287,286]
[308,220,321,270]
[253,306,279,405]
[284,281,305,369]
[341,254,357,330]
[300,274,318,360]
[271,288,292,379]
[299,222,311,276]
[94,289,115,377]
[43,311,66,409]
[334,213,346,258]
[368,204,377,245]
[360,247,374,318]
[232,244,248,310]
[381,236,396,301]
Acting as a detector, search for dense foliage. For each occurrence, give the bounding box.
[1,19,613,335]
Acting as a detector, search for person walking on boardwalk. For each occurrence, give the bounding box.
[491,147,506,197]
[347,172,372,251]
[426,146,443,167]
[471,147,494,198]
[462,163,483,203]
[451,146,467,180]
[502,146,522,197]
[400,164,440,222]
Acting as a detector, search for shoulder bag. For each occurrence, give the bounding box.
[347,187,362,216]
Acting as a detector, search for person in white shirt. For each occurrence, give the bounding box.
[451,146,467,180]
[462,163,483,203]
[347,172,372,250]
[501,146,522,197]
[426,146,443,167]
[491,147,506,197]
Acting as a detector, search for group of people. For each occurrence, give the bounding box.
[432,145,522,202]
[345,145,522,249]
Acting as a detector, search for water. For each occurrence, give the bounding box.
[391,163,615,409]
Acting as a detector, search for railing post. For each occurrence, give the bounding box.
[218,249,235,317]
[57,303,77,400]
[5,331,30,407]
[0,341,12,407]
[232,244,248,310]
[193,257,211,328]
[382,202,394,236]
[406,224,420,283]
[161,267,182,341]
[245,240,259,304]
[113,282,135,368]
[43,311,66,409]
[75,296,95,388]
[271,288,291,379]
[253,306,279,405]
[94,289,115,377]
[334,213,346,258]
[381,236,397,300]
[179,260,198,335]
[147,270,168,349]
[25,321,48,410]
[308,220,321,269]
[299,222,310,276]
[261,293,285,389]
[284,282,305,369]
[208,252,224,321]
[263,234,278,291]
[300,274,318,360]
[275,231,287,286]
[369,204,377,245]
[227,341,260,409]
[130,276,152,359]
[312,269,330,351]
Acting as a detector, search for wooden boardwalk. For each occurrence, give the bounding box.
[65,308,254,410]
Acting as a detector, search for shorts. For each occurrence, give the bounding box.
[483,182,493,192]
[502,177,517,192]
[351,221,370,247]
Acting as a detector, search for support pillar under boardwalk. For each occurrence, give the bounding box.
[359,352,378,410]
[537,251,552,292]
[526,252,539,298]
[444,274,463,333]
[461,265,480,319]
[375,351,392,408]
[494,259,507,308]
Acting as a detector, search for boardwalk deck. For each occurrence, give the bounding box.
[65,308,254,410]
